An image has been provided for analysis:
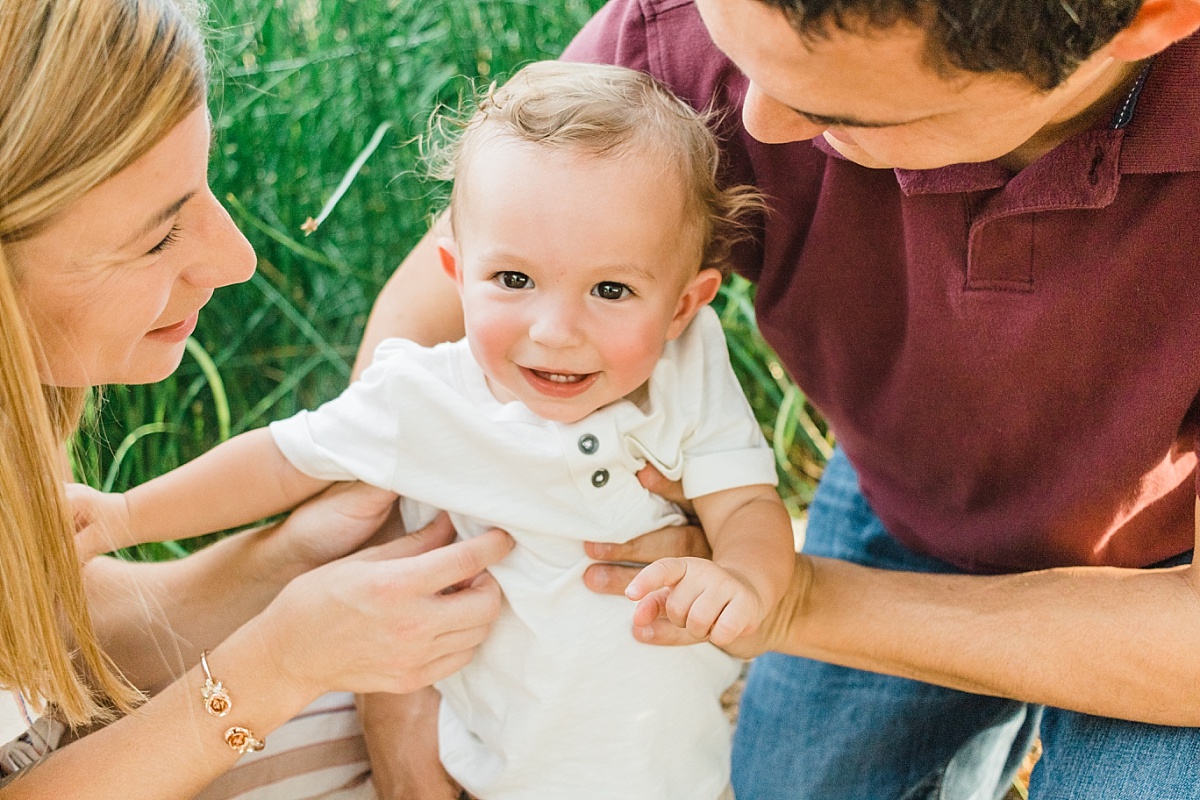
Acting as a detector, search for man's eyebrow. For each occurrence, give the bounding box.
[789,107,919,129]
[121,191,196,249]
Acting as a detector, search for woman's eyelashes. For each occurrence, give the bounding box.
[146,224,182,256]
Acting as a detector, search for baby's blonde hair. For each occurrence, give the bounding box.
[0,0,207,726]
[430,61,761,275]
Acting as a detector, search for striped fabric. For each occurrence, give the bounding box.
[194,693,375,800]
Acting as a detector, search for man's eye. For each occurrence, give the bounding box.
[592,281,632,301]
[496,271,531,289]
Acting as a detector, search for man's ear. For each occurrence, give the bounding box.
[1107,0,1200,61]
[666,268,723,340]
[437,237,462,285]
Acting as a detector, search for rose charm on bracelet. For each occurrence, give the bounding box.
[200,650,232,717]
[224,726,266,754]
[198,650,267,754]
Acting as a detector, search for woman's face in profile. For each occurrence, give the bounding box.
[8,107,256,387]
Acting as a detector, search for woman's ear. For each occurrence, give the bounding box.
[1107,0,1200,61]
[437,237,462,284]
[666,268,723,340]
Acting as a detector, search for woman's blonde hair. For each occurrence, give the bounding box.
[0,0,207,726]
[430,60,762,275]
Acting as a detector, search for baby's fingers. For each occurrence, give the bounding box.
[709,593,760,648]
[624,557,688,601]
[632,587,671,627]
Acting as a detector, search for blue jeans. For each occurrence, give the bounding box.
[732,448,1200,800]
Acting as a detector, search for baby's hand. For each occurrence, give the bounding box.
[625,557,766,647]
[66,483,135,560]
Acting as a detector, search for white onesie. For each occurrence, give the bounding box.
[270,306,778,800]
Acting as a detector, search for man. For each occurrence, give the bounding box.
[359,1,1200,797]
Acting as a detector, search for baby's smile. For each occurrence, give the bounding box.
[519,366,600,399]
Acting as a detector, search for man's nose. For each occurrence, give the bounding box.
[741,82,827,144]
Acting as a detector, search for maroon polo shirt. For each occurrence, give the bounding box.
[565,0,1200,573]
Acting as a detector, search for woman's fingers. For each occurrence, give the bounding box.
[352,512,458,562]
[281,481,401,567]
[406,529,513,594]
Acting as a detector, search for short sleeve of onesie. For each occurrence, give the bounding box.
[269,340,411,487]
[678,308,778,498]
[625,306,778,500]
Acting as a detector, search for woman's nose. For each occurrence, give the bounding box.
[741,82,827,144]
[182,190,257,289]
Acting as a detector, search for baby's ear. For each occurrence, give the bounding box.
[666,268,723,340]
[437,238,462,284]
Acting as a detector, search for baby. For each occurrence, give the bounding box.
[72,61,795,800]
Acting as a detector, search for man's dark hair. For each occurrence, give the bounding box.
[755,0,1144,89]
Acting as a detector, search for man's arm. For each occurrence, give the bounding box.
[638,498,1200,727]
[354,218,463,375]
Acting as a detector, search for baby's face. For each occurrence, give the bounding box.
[445,138,718,424]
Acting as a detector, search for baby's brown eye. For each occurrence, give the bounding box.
[498,271,531,289]
[593,281,632,300]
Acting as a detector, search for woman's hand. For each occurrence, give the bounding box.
[261,521,514,701]
[67,483,136,560]
[272,480,406,574]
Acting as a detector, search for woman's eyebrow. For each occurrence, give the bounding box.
[120,191,196,249]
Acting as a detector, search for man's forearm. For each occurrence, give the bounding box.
[775,552,1200,725]
[354,222,464,378]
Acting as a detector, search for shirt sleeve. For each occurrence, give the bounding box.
[268,341,407,487]
[678,308,779,499]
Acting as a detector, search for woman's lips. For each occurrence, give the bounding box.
[146,311,198,343]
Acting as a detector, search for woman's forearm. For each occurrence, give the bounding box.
[83,523,305,691]
[1,624,317,799]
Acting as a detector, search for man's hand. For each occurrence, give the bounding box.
[582,465,710,594]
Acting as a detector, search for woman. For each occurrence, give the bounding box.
[0,0,512,796]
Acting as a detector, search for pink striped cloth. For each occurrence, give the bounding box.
[193,693,375,800]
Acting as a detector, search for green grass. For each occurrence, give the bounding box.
[72,0,830,557]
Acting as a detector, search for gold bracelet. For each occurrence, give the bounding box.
[199,650,266,755]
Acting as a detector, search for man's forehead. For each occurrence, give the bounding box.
[698,0,993,118]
